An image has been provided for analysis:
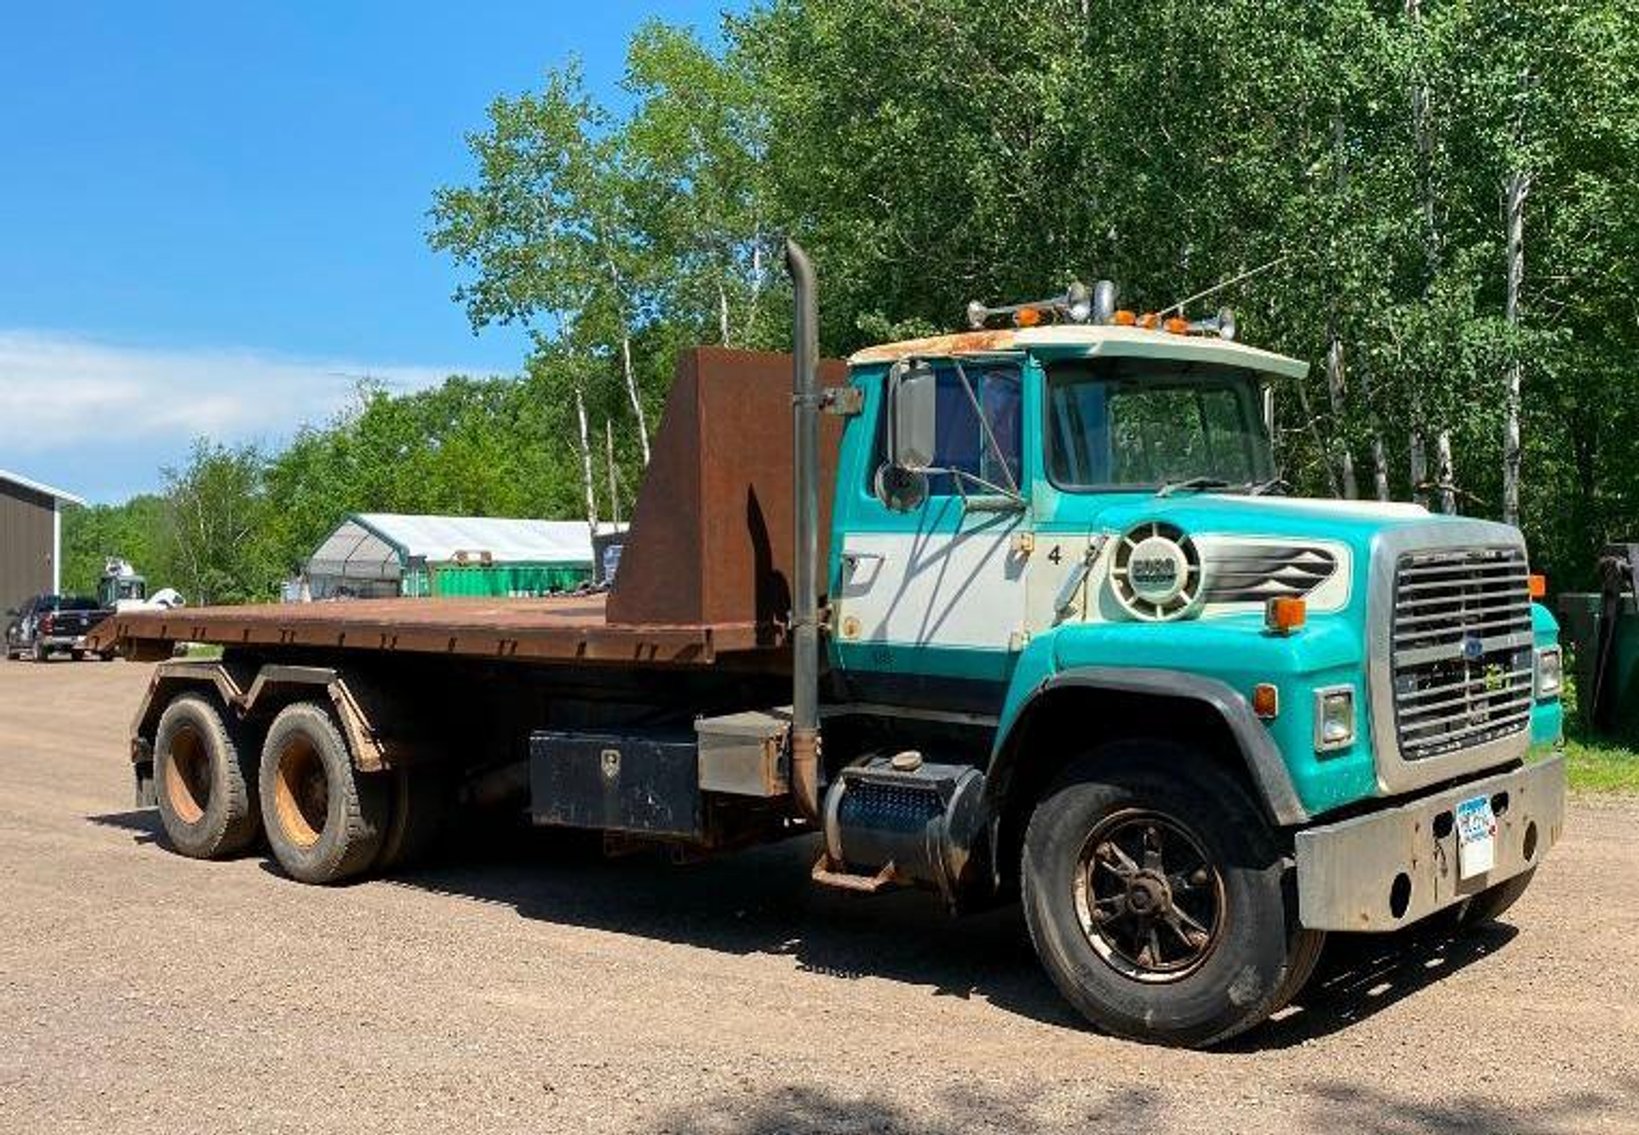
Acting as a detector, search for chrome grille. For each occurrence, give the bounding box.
[1390,547,1534,761]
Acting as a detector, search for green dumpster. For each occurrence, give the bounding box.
[1557,591,1639,739]
[422,561,591,598]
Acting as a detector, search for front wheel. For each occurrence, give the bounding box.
[1021,741,1314,1048]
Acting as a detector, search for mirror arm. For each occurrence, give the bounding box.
[924,465,1026,509]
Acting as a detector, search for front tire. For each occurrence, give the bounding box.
[153,693,261,858]
[1021,741,1311,1048]
[259,701,389,884]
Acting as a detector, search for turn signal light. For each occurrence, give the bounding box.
[1137,312,1160,330]
[1112,309,1137,326]
[1014,306,1044,327]
[1252,683,1280,720]
[1265,596,1307,635]
[1163,316,1191,335]
[1528,573,1547,599]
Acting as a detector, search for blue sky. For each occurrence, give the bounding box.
[0,2,733,503]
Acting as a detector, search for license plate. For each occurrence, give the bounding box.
[1455,793,1497,879]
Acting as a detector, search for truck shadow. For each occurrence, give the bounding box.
[636,1074,1639,1135]
[390,822,1524,1047]
[402,824,1086,1031]
[85,809,1528,1048]
[1223,919,1520,1051]
[88,808,164,845]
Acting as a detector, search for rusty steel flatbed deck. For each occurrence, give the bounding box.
[89,595,776,666]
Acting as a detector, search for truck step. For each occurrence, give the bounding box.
[809,854,897,893]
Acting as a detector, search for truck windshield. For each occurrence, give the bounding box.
[1044,357,1275,491]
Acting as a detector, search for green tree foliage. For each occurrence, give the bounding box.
[60,495,166,597]
[70,2,1639,602]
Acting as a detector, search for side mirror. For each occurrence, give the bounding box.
[888,359,938,472]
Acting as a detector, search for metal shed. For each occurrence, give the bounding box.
[0,468,85,616]
[303,513,607,600]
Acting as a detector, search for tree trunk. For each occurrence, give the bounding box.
[1357,365,1391,501]
[600,253,653,465]
[617,335,651,467]
[718,282,732,347]
[1502,167,1531,528]
[1406,0,1443,515]
[1324,115,1359,500]
[1435,429,1457,515]
[575,387,599,541]
[1410,406,1429,509]
[605,418,620,526]
[1406,0,1439,269]
[1294,372,1341,497]
[741,238,765,343]
[1325,327,1359,499]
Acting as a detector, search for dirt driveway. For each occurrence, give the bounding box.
[1,658,1635,1134]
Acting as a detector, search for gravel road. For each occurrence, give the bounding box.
[1,659,1635,1134]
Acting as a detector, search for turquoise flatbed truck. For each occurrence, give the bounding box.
[96,241,1566,1047]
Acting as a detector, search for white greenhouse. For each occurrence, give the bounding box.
[300,513,608,600]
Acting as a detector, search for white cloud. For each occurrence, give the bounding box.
[0,329,477,453]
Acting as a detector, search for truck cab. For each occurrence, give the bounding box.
[812,300,1564,1042]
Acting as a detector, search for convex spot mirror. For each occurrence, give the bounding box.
[888,358,937,473]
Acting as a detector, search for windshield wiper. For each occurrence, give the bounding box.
[1244,476,1291,497]
[1156,476,1234,498]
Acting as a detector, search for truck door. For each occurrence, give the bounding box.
[832,358,1029,710]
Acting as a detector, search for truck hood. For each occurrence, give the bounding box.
[1053,492,1526,619]
[1064,492,1521,551]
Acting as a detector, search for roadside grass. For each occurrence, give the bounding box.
[1564,733,1639,795]
[1555,672,1639,794]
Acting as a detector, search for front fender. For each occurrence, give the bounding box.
[987,665,1309,827]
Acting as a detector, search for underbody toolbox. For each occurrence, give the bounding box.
[529,729,702,838]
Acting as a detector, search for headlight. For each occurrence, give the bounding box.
[1314,686,1355,752]
[1535,646,1563,700]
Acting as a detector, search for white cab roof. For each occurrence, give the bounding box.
[847,323,1309,379]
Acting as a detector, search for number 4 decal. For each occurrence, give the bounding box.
[1047,545,1063,565]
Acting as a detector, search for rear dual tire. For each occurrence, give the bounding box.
[259,702,390,885]
[1021,741,1320,1048]
[153,694,262,859]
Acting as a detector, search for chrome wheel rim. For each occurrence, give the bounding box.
[1071,808,1226,983]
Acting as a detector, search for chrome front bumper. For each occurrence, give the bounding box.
[1294,756,1565,931]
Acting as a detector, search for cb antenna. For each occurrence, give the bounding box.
[1158,255,1288,317]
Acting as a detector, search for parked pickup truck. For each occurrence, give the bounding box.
[5,594,114,661]
[90,242,1565,1047]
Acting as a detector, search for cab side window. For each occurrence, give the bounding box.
[874,361,1022,504]
[930,363,1021,494]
